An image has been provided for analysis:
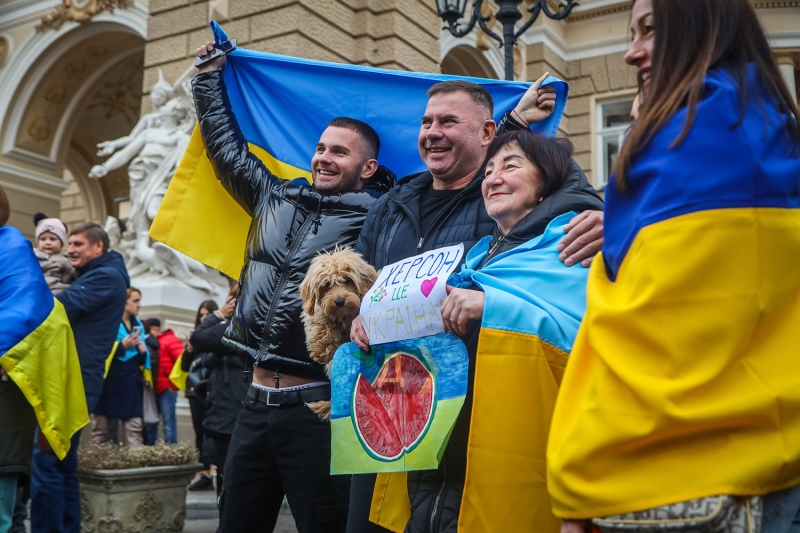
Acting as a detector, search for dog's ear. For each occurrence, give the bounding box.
[300,276,315,316]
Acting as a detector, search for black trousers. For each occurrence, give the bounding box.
[346,474,393,533]
[208,434,231,498]
[219,396,350,533]
[188,395,212,468]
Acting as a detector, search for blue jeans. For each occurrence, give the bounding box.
[144,423,159,445]
[0,474,18,533]
[764,484,800,533]
[30,393,98,533]
[157,389,178,444]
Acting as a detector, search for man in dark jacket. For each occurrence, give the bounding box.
[30,222,129,533]
[194,43,396,532]
[346,81,605,532]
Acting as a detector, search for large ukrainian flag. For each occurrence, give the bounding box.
[0,227,88,460]
[547,65,800,518]
[150,22,568,278]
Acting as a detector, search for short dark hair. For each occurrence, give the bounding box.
[485,130,574,200]
[146,317,162,328]
[0,185,9,227]
[327,117,380,160]
[70,222,109,253]
[427,80,494,116]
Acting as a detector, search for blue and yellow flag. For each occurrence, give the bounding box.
[150,22,568,278]
[547,65,800,518]
[0,227,88,460]
[168,352,187,392]
[371,213,590,533]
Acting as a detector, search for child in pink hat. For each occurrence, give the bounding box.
[33,213,75,295]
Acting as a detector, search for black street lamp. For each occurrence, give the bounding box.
[436,0,578,80]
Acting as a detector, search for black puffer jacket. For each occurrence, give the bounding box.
[193,72,395,381]
[190,313,251,436]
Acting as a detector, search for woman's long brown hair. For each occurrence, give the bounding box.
[615,0,800,192]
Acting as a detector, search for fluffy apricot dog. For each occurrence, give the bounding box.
[300,248,377,420]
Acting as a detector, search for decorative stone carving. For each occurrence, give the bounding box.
[91,70,228,297]
[36,0,134,32]
[0,36,9,66]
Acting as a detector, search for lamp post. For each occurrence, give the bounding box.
[436,0,578,80]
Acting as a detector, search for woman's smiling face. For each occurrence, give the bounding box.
[482,142,542,235]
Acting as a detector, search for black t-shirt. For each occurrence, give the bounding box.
[388,185,461,262]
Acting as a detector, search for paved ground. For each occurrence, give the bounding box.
[185,490,297,533]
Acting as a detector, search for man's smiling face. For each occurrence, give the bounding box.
[311,126,371,194]
[418,91,493,189]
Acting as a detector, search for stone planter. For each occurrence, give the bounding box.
[79,463,202,533]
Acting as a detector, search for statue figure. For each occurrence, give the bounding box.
[92,69,226,295]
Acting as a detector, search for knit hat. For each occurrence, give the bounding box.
[34,215,68,245]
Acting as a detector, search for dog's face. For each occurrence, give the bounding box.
[300,248,377,320]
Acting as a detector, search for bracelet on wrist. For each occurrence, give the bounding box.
[512,109,530,128]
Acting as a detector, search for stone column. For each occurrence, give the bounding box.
[776,53,797,104]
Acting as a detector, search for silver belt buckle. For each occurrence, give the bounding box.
[264,390,281,407]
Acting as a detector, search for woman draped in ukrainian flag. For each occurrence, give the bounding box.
[368,129,602,533]
[547,0,800,532]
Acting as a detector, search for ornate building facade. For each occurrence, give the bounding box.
[1,0,798,243]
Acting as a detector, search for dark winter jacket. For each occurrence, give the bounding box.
[190,313,251,436]
[355,160,603,271]
[56,251,129,399]
[0,370,37,475]
[193,71,395,381]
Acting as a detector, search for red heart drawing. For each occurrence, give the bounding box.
[420,277,438,298]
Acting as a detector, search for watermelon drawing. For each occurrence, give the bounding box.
[352,351,436,461]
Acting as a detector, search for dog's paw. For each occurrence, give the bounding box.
[307,400,331,422]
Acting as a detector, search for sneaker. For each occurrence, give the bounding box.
[188,473,214,492]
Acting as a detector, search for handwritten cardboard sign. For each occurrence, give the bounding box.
[359,244,464,346]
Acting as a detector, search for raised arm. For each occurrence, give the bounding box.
[192,50,283,215]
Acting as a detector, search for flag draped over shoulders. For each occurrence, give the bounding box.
[150,21,568,279]
[371,213,589,533]
[547,64,800,519]
[0,227,88,460]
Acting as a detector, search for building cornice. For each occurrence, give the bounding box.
[565,0,800,23]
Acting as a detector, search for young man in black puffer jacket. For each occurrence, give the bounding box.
[193,43,395,533]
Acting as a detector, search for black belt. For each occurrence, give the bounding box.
[247,383,330,406]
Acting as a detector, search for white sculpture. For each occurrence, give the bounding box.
[93,69,227,296]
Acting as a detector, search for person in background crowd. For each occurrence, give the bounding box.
[33,213,75,295]
[147,318,183,445]
[548,1,800,533]
[348,77,605,533]
[91,287,149,448]
[142,319,161,445]
[0,185,39,533]
[190,284,250,504]
[183,299,219,491]
[31,222,128,533]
